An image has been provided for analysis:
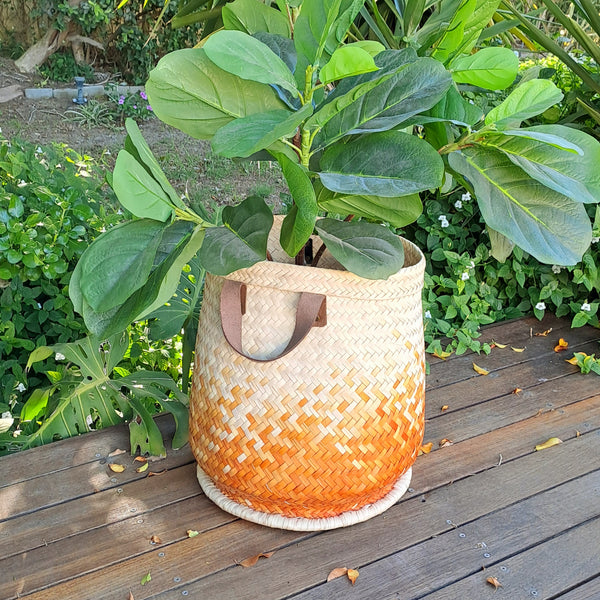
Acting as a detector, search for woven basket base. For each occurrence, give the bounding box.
[196,465,412,531]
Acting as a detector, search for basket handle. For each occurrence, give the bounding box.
[220,279,327,362]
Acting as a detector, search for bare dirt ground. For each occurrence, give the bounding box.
[0,57,286,209]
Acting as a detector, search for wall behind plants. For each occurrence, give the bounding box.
[0,0,198,83]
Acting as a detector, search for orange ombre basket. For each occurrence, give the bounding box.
[189,218,425,530]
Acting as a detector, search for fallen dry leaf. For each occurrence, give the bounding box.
[150,535,162,545]
[491,340,507,348]
[535,437,562,451]
[108,448,126,457]
[535,328,553,337]
[187,530,199,538]
[554,338,569,352]
[136,462,149,473]
[239,552,274,567]
[147,469,168,477]
[566,355,579,365]
[511,388,522,395]
[486,576,502,589]
[134,456,147,463]
[327,567,349,582]
[441,405,449,412]
[576,430,581,437]
[433,348,452,360]
[473,363,489,375]
[439,438,453,448]
[108,463,126,473]
[347,569,359,586]
[511,347,525,352]
[418,442,433,456]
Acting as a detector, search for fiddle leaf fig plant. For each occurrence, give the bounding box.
[71,0,600,343]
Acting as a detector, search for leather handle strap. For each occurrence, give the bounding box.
[220,279,327,363]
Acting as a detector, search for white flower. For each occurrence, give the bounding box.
[17,180,27,187]
[461,272,470,281]
[461,192,471,202]
[551,265,562,274]
[592,237,600,244]
[16,383,26,392]
[535,302,546,311]
[454,200,462,209]
[469,260,475,269]
[37,302,42,309]
[35,146,43,154]
[1,411,11,419]
[438,215,447,221]
[440,218,449,228]
[581,302,591,312]
[55,352,66,361]
[424,310,432,319]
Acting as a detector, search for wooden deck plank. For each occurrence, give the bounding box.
[287,470,600,600]
[140,429,600,600]
[1,316,598,600]
[555,576,600,599]
[419,517,600,600]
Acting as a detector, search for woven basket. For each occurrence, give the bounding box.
[190,218,425,530]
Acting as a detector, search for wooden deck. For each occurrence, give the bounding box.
[1,314,600,600]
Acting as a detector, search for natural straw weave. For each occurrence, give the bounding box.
[190,217,425,530]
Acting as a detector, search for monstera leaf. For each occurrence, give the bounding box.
[21,334,188,456]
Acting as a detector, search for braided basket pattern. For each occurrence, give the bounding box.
[190,220,425,524]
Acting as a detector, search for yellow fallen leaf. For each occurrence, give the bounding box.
[134,456,147,463]
[576,430,581,437]
[433,348,452,360]
[347,569,359,586]
[108,463,126,473]
[486,576,502,589]
[418,442,433,456]
[511,347,525,352]
[554,338,568,352]
[239,552,274,567]
[535,328,553,337]
[108,448,126,457]
[441,405,449,412]
[473,363,489,375]
[136,462,149,473]
[439,438,453,448]
[535,437,563,451]
[327,567,349,582]
[187,530,199,538]
[566,355,580,365]
[492,340,507,348]
[511,388,522,395]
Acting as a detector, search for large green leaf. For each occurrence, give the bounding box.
[203,30,298,96]
[452,0,503,58]
[293,0,366,88]
[21,334,187,456]
[275,153,318,257]
[423,84,483,126]
[449,147,592,265]
[79,219,167,313]
[310,52,452,151]
[479,125,600,204]
[146,48,286,140]
[317,188,423,228]
[76,224,199,338]
[451,47,518,90]
[319,45,379,84]
[319,131,444,197]
[484,79,563,128]
[211,105,311,158]
[122,118,187,210]
[222,0,291,36]
[113,150,175,221]
[198,195,273,275]
[430,0,476,63]
[314,218,405,279]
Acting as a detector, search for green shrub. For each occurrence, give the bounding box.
[403,189,600,357]
[38,50,96,83]
[0,136,119,414]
